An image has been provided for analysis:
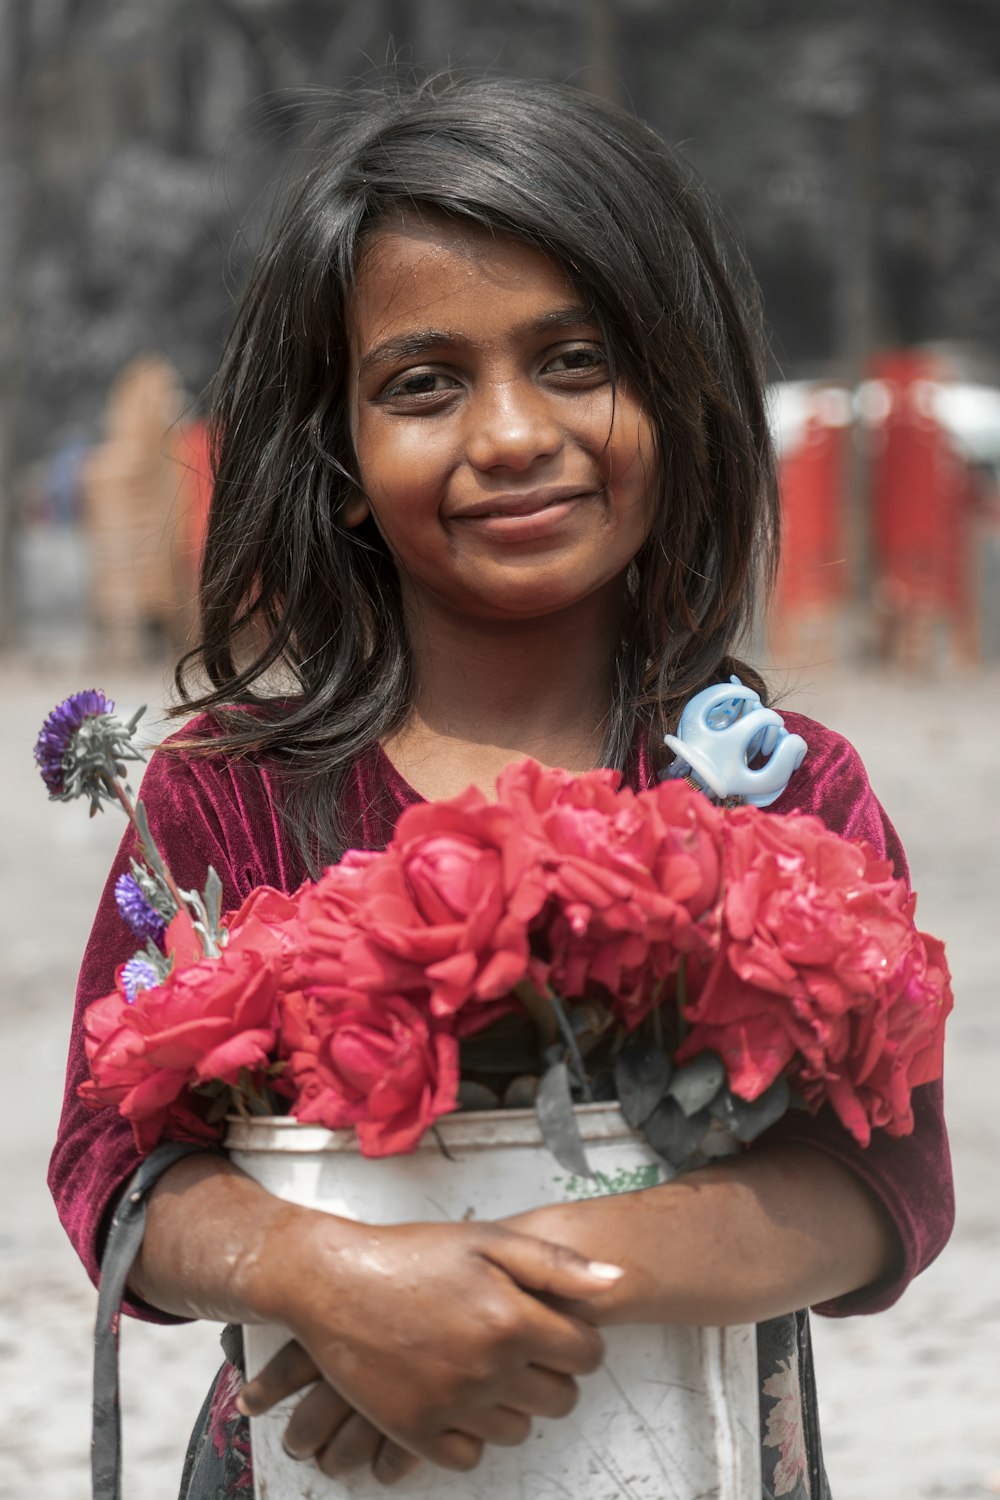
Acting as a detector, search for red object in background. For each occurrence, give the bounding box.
[774,396,849,616]
[865,351,974,620]
[771,356,986,665]
[174,419,213,578]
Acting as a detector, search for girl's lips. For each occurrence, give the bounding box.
[452,491,596,540]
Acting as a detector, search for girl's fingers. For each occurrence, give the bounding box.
[425,1429,485,1473]
[317,1410,382,1478]
[261,1367,422,1484]
[499,1363,580,1421]
[479,1240,610,1376]
[484,1232,623,1306]
[237,1339,320,1416]
[456,1405,533,1448]
[282,1380,354,1460]
[371,1438,422,1486]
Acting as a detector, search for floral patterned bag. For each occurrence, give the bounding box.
[758,1311,833,1499]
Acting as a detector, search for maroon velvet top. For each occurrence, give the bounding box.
[48,712,953,1324]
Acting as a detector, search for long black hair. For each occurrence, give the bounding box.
[174,72,779,872]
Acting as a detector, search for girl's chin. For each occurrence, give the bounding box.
[421,572,626,626]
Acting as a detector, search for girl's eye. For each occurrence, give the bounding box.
[544,345,608,377]
[380,370,461,401]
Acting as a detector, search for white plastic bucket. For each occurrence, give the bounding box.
[226,1107,760,1499]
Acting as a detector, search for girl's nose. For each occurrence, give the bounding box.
[464,381,563,473]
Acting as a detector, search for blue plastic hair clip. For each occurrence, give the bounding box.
[662,676,807,807]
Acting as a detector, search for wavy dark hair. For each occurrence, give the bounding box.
[174,73,779,872]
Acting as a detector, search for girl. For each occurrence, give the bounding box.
[50,75,953,1498]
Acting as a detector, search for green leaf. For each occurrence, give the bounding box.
[137,937,171,981]
[178,881,221,959]
[568,999,613,1057]
[547,990,593,1099]
[536,1062,592,1177]
[133,799,171,890]
[710,1076,790,1142]
[614,1038,672,1129]
[668,1053,726,1117]
[205,1089,233,1125]
[643,1097,710,1168]
[130,858,176,923]
[201,866,223,943]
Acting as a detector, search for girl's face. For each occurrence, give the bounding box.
[347,214,656,626]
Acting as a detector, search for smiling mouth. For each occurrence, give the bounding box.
[453,488,595,520]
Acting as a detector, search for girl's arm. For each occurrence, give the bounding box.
[502,1140,900,1327]
[129,1151,621,1472]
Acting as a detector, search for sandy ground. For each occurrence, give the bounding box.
[1,653,997,1500]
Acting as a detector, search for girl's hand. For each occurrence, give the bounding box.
[240,1341,421,1486]
[130,1159,620,1472]
[253,1217,621,1472]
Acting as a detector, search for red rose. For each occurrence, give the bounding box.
[225,884,307,960]
[281,989,459,1156]
[495,762,722,1023]
[79,943,284,1152]
[820,926,951,1143]
[300,789,544,1024]
[162,908,203,966]
[78,988,221,1151]
[162,883,307,972]
[224,884,309,1040]
[678,807,952,1144]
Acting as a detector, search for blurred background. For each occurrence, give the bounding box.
[2,0,1000,668]
[1,4,999,1499]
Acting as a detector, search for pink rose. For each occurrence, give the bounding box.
[281,990,459,1156]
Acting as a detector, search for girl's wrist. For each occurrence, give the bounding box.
[244,1199,373,1333]
[131,1156,332,1326]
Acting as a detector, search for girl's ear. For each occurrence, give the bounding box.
[341,495,370,528]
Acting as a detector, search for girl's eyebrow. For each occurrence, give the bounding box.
[357,306,595,379]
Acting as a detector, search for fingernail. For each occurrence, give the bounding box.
[235,1393,251,1416]
[587,1261,625,1281]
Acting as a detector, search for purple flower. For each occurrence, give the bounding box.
[121,956,159,1004]
[115,873,168,948]
[33,690,145,812]
[34,690,114,795]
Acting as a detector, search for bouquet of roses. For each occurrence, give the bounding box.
[36,688,952,1176]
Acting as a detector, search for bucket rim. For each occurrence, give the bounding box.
[224,1102,643,1155]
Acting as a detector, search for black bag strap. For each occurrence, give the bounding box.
[92,1143,207,1500]
[796,1308,833,1500]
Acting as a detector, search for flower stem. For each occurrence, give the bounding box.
[513,979,559,1045]
[547,989,594,1103]
[102,772,188,919]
